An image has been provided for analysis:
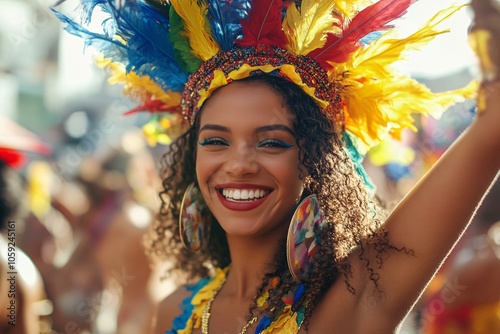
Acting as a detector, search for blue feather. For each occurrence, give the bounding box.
[53,0,107,24]
[52,0,188,92]
[360,31,383,46]
[51,8,127,58]
[80,0,108,24]
[207,0,250,51]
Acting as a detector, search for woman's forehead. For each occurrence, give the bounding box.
[198,81,295,128]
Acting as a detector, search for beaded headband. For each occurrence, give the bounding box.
[181,46,343,128]
[53,0,476,186]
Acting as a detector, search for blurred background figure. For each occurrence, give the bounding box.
[0,115,53,333]
[417,179,500,334]
[17,129,170,333]
[59,131,162,333]
[1,0,173,332]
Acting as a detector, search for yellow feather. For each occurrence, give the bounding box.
[96,56,181,106]
[170,0,220,61]
[343,73,477,151]
[350,4,467,74]
[334,0,375,21]
[283,0,340,55]
[329,4,473,150]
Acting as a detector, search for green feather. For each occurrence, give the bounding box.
[169,6,203,74]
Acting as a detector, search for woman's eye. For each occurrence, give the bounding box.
[199,137,229,146]
[257,139,294,149]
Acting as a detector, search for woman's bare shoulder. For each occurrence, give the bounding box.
[154,285,192,334]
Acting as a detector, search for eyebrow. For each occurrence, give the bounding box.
[199,124,294,135]
[255,124,294,135]
[199,124,229,134]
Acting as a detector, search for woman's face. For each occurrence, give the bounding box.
[196,81,304,238]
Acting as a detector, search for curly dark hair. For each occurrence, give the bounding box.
[146,74,400,326]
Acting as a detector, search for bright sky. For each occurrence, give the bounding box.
[396,0,477,78]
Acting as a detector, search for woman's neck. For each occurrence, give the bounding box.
[223,233,284,299]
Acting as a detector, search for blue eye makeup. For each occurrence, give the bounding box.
[257,139,294,149]
[199,138,294,148]
[199,138,229,146]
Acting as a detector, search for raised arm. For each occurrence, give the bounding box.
[361,0,500,321]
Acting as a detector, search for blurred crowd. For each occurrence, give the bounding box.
[1,1,175,332]
[0,0,498,333]
[1,123,176,333]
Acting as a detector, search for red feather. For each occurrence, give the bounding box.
[123,99,179,116]
[310,0,416,67]
[237,0,287,49]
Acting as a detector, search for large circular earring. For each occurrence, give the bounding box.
[286,195,325,282]
[179,183,211,252]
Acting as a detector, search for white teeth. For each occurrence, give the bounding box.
[241,189,248,199]
[221,188,270,201]
[233,189,241,200]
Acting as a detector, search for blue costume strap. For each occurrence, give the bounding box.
[167,277,211,334]
[255,316,272,333]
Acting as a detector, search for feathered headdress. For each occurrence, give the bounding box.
[52,0,475,187]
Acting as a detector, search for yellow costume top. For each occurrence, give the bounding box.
[168,267,306,334]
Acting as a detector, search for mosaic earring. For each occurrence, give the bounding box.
[286,195,325,282]
[179,183,211,252]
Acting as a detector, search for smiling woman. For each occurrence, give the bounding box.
[196,80,303,237]
[51,0,500,333]
[156,74,390,333]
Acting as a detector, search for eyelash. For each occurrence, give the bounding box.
[199,138,229,146]
[198,138,294,149]
[257,139,293,149]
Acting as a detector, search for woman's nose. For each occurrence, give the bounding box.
[223,143,259,176]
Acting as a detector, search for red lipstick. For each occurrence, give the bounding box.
[215,183,272,211]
